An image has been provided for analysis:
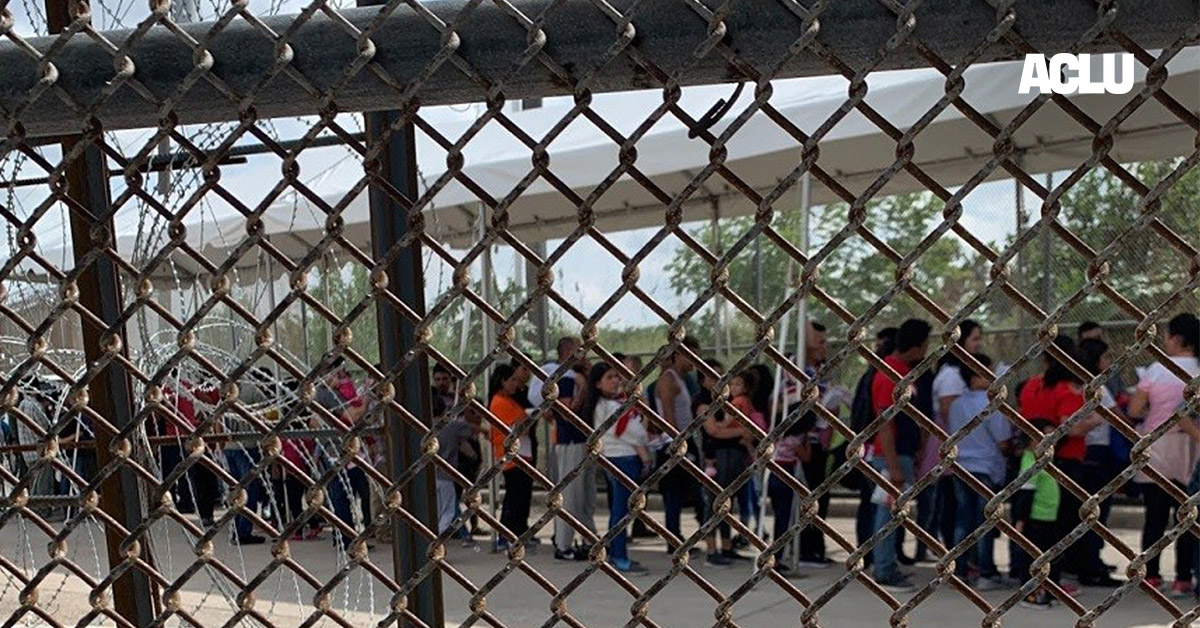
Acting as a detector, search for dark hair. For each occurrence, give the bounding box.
[733,369,759,398]
[749,363,773,414]
[810,321,827,333]
[432,363,451,376]
[556,336,579,359]
[876,327,898,357]
[1043,334,1081,387]
[1029,417,1057,433]
[1078,338,1109,376]
[963,353,992,385]
[940,319,982,371]
[582,362,615,427]
[896,319,932,353]
[487,363,517,402]
[1168,313,1200,358]
[1078,321,1102,339]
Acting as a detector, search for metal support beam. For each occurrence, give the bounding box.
[44,0,159,623]
[4,0,1194,136]
[365,107,443,623]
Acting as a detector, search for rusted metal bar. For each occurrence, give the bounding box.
[362,18,444,620]
[45,0,159,623]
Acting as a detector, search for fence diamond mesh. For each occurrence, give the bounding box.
[1,0,1199,627]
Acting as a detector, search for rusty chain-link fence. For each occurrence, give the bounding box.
[2,0,1200,626]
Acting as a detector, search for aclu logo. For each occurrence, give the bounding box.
[1019,53,1134,95]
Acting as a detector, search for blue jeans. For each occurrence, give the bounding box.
[224,448,263,539]
[953,472,997,579]
[607,455,643,563]
[329,466,370,547]
[871,455,915,581]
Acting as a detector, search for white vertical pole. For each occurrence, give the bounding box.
[787,171,812,570]
[478,206,501,549]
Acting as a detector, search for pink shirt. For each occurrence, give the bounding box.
[1136,356,1200,483]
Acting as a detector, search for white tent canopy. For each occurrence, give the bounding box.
[12,48,1200,275]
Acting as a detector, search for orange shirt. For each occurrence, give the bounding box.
[489,393,531,470]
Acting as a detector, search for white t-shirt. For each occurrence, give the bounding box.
[527,361,559,406]
[597,397,648,458]
[1085,387,1117,447]
[932,363,969,424]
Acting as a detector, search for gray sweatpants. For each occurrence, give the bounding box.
[554,443,597,551]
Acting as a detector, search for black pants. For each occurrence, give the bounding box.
[1054,457,1091,578]
[161,444,194,510]
[501,467,533,538]
[799,444,830,560]
[1013,519,1062,584]
[1082,445,1116,576]
[1142,480,1196,581]
[190,457,219,523]
[273,476,320,530]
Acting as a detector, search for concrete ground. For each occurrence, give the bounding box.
[0,509,1195,628]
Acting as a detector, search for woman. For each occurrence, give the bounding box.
[1019,334,1100,590]
[489,363,537,549]
[1077,338,1123,586]
[915,320,982,562]
[592,362,652,574]
[1128,313,1200,597]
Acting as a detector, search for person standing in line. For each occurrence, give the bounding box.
[697,368,756,565]
[1018,335,1098,592]
[489,363,538,550]
[531,337,597,562]
[850,327,897,560]
[1012,419,1065,610]
[1076,338,1123,586]
[1128,313,1200,597]
[592,362,653,575]
[869,319,931,593]
[653,337,724,563]
[914,320,983,564]
[946,353,1010,590]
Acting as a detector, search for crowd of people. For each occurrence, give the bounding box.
[3,312,1199,612]
[436,314,1200,611]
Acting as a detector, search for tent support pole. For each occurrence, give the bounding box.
[478,205,500,549]
[1040,171,1054,311]
[787,170,812,570]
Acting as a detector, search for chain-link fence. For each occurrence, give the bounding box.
[2,0,1200,626]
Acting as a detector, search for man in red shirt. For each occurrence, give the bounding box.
[869,319,931,593]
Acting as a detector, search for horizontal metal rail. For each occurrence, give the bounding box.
[1,0,1195,136]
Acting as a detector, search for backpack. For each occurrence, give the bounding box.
[838,367,877,490]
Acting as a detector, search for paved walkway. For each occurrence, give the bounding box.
[0,511,1192,628]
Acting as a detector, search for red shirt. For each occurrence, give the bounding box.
[1019,375,1085,461]
[871,355,915,453]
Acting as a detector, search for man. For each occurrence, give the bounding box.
[850,327,896,555]
[431,363,456,412]
[653,336,732,566]
[869,318,931,592]
[532,337,597,561]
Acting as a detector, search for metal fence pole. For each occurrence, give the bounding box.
[364,107,444,625]
[43,0,159,624]
[44,1,159,625]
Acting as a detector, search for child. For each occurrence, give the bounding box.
[730,370,767,453]
[1012,418,1063,610]
[946,354,1010,589]
[594,363,652,575]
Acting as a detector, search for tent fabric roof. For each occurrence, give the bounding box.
[12,48,1200,275]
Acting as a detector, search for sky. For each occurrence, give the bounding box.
[2,0,1189,332]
